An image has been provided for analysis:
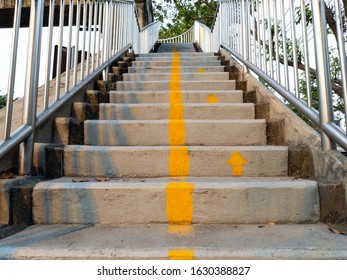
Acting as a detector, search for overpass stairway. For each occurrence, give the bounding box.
[0,43,346,259]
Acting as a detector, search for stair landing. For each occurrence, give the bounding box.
[0,224,346,259]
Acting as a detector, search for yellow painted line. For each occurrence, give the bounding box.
[226,151,249,176]
[168,249,196,260]
[166,45,196,257]
[169,146,190,177]
[166,182,194,224]
[167,224,194,236]
[205,94,219,104]
[172,43,177,52]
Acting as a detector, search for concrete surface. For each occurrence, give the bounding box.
[0,224,346,259]
[109,90,244,104]
[116,80,236,91]
[84,120,267,146]
[32,177,319,224]
[220,48,347,222]
[156,43,196,52]
[128,66,225,73]
[138,52,215,57]
[63,145,288,177]
[123,72,229,81]
[132,61,222,67]
[99,103,255,120]
[135,56,219,61]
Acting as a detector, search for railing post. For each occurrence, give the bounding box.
[4,0,22,140]
[19,0,44,175]
[311,0,336,151]
[103,0,111,81]
[242,0,249,73]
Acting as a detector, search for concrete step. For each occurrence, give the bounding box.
[135,56,219,61]
[138,52,216,57]
[157,43,196,52]
[123,72,229,81]
[84,120,266,146]
[128,66,225,73]
[116,80,236,91]
[132,61,222,67]
[109,90,244,104]
[32,177,319,224]
[99,103,255,120]
[2,224,346,259]
[63,146,288,177]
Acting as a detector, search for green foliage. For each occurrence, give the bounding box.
[153,0,217,39]
[0,95,6,109]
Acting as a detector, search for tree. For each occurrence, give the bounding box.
[250,1,347,126]
[153,0,217,38]
[0,94,6,109]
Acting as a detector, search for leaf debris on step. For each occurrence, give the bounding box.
[328,226,346,236]
[0,172,16,179]
[96,177,109,182]
[72,178,89,183]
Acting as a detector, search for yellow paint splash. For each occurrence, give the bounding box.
[197,68,205,73]
[168,249,197,260]
[167,224,194,236]
[226,151,249,176]
[205,94,219,104]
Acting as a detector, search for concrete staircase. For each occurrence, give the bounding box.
[1,43,347,259]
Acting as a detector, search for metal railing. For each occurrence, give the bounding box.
[158,25,194,43]
[192,0,347,152]
[0,0,159,174]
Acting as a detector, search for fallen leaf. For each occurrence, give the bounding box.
[96,177,109,182]
[268,221,277,225]
[328,226,346,235]
[72,178,89,182]
[0,172,16,179]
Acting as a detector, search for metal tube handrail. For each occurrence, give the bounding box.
[158,25,194,43]
[194,0,347,152]
[0,0,159,174]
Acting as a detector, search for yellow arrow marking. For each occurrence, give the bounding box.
[226,151,249,176]
[205,94,219,104]
[197,68,205,73]
[168,249,197,260]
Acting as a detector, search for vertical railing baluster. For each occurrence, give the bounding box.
[4,0,23,140]
[289,0,300,98]
[81,0,88,80]
[19,0,44,175]
[312,0,336,150]
[55,0,65,100]
[43,0,54,110]
[334,0,347,131]
[280,0,289,91]
[65,0,74,92]
[73,0,81,86]
[242,0,249,73]
[274,0,281,84]
[301,0,312,107]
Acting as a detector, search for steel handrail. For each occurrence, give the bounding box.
[0,0,159,174]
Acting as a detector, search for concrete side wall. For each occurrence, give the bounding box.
[220,48,347,223]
